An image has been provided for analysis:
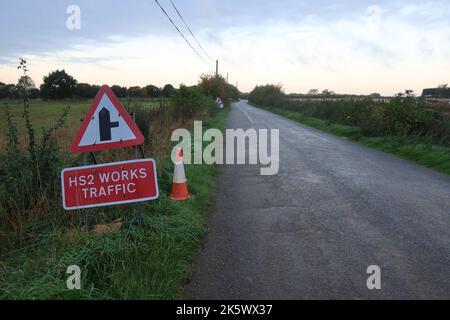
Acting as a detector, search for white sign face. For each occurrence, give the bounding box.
[79,93,136,146]
[70,85,144,153]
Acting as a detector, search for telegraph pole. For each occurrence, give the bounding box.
[215,60,218,77]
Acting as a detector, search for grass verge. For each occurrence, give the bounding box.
[0,108,230,299]
[255,105,450,176]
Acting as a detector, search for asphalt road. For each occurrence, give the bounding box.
[185,100,450,299]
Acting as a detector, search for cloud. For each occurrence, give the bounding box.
[210,4,450,95]
[0,1,449,95]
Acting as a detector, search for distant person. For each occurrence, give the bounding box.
[216,97,224,109]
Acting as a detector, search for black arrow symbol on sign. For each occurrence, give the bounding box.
[99,107,119,141]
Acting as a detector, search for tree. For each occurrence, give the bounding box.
[0,83,9,99]
[321,89,335,96]
[170,85,213,121]
[161,84,175,97]
[17,75,35,97]
[28,88,40,99]
[145,85,160,98]
[395,89,415,98]
[404,89,415,97]
[198,74,228,103]
[248,84,284,107]
[308,89,319,95]
[40,70,77,100]
[128,86,142,98]
[74,83,94,99]
[91,85,100,97]
[226,83,239,102]
[1,84,19,99]
[137,87,148,98]
[111,85,127,98]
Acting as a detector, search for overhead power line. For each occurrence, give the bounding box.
[168,0,213,62]
[154,0,210,65]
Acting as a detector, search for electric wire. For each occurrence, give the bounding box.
[168,0,213,62]
[154,0,210,65]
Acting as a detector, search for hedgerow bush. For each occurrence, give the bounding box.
[170,85,214,122]
[248,84,284,107]
[198,74,239,107]
[0,100,70,234]
[249,86,450,147]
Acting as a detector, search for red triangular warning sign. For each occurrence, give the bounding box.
[71,85,145,153]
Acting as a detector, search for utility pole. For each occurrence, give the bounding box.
[215,60,218,77]
[226,73,228,83]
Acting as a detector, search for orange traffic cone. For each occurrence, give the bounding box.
[170,147,190,201]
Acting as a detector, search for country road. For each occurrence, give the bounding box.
[185,100,450,299]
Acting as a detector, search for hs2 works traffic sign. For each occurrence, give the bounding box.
[71,85,144,153]
[61,159,159,210]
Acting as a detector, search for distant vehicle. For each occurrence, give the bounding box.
[422,87,450,107]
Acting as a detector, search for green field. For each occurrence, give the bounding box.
[0,98,162,132]
[1,99,89,131]
[0,98,165,152]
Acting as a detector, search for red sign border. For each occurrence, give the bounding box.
[61,159,159,210]
[70,85,145,153]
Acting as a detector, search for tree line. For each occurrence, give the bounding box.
[0,69,176,100]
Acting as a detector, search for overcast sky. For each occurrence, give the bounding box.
[0,0,449,95]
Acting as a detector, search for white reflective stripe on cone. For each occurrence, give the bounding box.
[173,162,187,184]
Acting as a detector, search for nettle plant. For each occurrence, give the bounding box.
[0,59,70,229]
